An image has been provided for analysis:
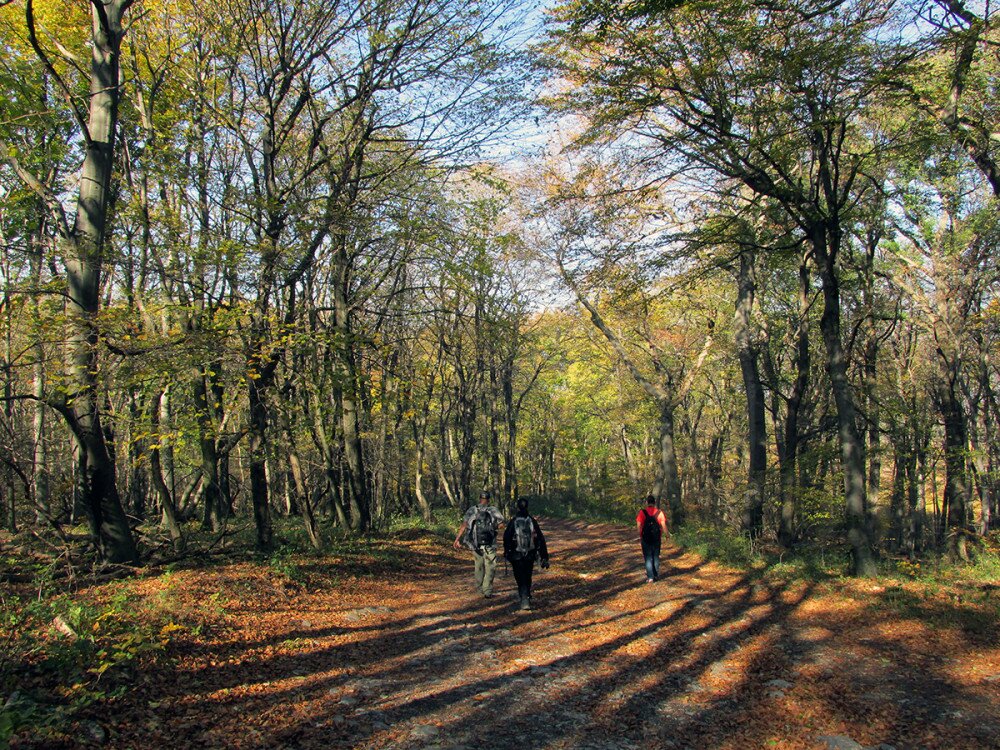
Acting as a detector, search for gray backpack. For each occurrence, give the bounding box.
[513,516,535,556]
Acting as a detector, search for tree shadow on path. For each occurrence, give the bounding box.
[94,518,1000,750]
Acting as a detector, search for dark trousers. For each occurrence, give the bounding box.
[511,557,535,601]
[641,538,661,580]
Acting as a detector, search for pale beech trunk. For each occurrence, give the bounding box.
[657,400,684,527]
[54,0,138,563]
[149,391,184,553]
[413,418,432,522]
[30,230,49,522]
[502,359,519,507]
[333,260,369,531]
[194,368,226,531]
[285,419,320,550]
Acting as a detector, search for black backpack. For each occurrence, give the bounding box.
[641,508,661,544]
[513,516,535,556]
[471,506,497,548]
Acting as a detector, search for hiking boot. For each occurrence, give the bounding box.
[518,598,531,611]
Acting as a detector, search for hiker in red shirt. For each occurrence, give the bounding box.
[636,495,669,583]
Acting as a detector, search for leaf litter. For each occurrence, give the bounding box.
[9,519,1000,750]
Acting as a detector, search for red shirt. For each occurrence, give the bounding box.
[636,506,667,536]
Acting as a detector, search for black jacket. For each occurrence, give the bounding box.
[503,514,548,562]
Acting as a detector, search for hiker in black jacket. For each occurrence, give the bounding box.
[503,498,549,611]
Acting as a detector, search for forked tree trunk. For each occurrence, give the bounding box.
[51,0,139,563]
[149,392,184,553]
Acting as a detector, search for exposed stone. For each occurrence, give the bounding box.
[411,725,440,739]
[709,662,729,678]
[816,735,865,750]
[82,721,107,744]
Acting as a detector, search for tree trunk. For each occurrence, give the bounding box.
[904,436,922,555]
[735,247,766,538]
[939,379,972,559]
[502,358,518,508]
[487,365,503,505]
[864,336,881,532]
[621,425,640,490]
[289,449,321,550]
[30,229,50,522]
[889,446,906,552]
[126,391,147,521]
[412,416,432,522]
[54,0,139,564]
[333,253,369,532]
[814,228,874,576]
[247,375,273,552]
[194,368,226,532]
[657,399,684,527]
[976,338,999,533]
[338,345,369,531]
[149,392,184,553]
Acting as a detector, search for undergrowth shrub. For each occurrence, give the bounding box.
[671,524,759,569]
[0,578,186,748]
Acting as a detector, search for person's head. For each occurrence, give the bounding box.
[516,498,529,517]
[479,490,491,505]
[645,494,657,507]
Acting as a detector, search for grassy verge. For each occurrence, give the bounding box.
[0,572,196,748]
[670,523,1000,638]
[0,514,456,747]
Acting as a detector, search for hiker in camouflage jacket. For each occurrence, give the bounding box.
[454,491,505,598]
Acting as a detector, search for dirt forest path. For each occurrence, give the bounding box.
[110,518,1000,750]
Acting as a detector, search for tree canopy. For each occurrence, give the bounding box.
[0,0,997,574]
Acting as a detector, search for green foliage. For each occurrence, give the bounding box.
[267,547,306,585]
[794,485,842,537]
[384,514,455,542]
[673,521,851,581]
[887,545,1000,588]
[529,491,636,524]
[672,524,759,570]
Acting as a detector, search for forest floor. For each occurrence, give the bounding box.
[10,517,1000,750]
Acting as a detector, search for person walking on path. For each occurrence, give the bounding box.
[454,491,505,598]
[503,498,549,611]
[636,495,669,583]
